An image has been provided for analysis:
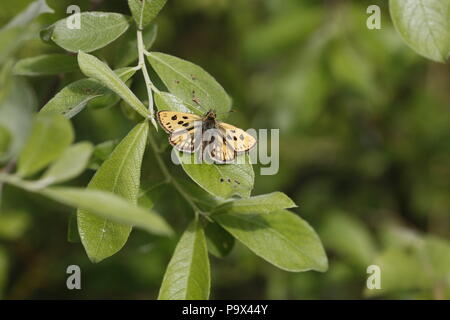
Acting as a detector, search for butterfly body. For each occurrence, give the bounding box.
[157,109,256,164]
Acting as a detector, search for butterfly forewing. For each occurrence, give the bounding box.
[157,111,202,133]
[218,122,257,152]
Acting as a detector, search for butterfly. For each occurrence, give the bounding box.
[157,109,256,164]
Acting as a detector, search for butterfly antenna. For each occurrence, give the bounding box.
[216,110,236,115]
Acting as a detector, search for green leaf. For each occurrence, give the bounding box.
[0,77,36,162]
[147,52,232,117]
[178,153,254,199]
[17,113,74,178]
[77,121,149,262]
[214,192,297,215]
[40,67,136,118]
[3,0,53,30]
[320,212,377,268]
[40,142,93,185]
[41,187,173,238]
[158,220,210,300]
[78,51,149,118]
[13,54,78,76]
[214,209,328,272]
[204,221,235,258]
[0,125,11,157]
[390,0,450,62]
[67,212,80,243]
[155,91,202,114]
[45,12,130,53]
[128,0,167,28]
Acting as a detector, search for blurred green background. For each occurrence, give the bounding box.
[0,0,449,299]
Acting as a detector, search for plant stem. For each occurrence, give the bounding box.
[147,132,202,218]
[137,29,158,130]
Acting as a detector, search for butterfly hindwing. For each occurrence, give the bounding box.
[169,124,202,153]
[202,127,235,163]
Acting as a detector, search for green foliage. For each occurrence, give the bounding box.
[204,221,235,258]
[214,210,328,272]
[78,51,149,118]
[43,187,173,237]
[158,219,210,300]
[115,24,157,68]
[13,54,78,76]
[1,0,448,300]
[43,12,130,53]
[0,210,30,240]
[321,212,377,269]
[40,67,136,118]
[178,153,254,199]
[0,77,36,162]
[17,113,74,177]
[40,142,93,185]
[77,122,149,262]
[214,192,297,214]
[147,52,232,117]
[3,0,53,30]
[390,0,450,63]
[128,0,167,29]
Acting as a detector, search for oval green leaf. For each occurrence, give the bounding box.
[40,142,93,185]
[42,187,172,237]
[77,121,149,263]
[40,67,136,118]
[147,52,232,117]
[178,152,254,199]
[155,91,202,114]
[78,51,149,118]
[158,220,210,300]
[128,0,167,28]
[47,12,130,53]
[390,0,450,62]
[214,209,328,272]
[214,192,297,215]
[17,113,74,178]
[0,78,36,162]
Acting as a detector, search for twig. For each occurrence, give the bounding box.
[147,132,203,218]
[137,29,158,130]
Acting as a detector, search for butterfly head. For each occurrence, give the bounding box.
[205,109,217,120]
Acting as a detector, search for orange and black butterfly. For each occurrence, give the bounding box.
[157,109,256,163]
